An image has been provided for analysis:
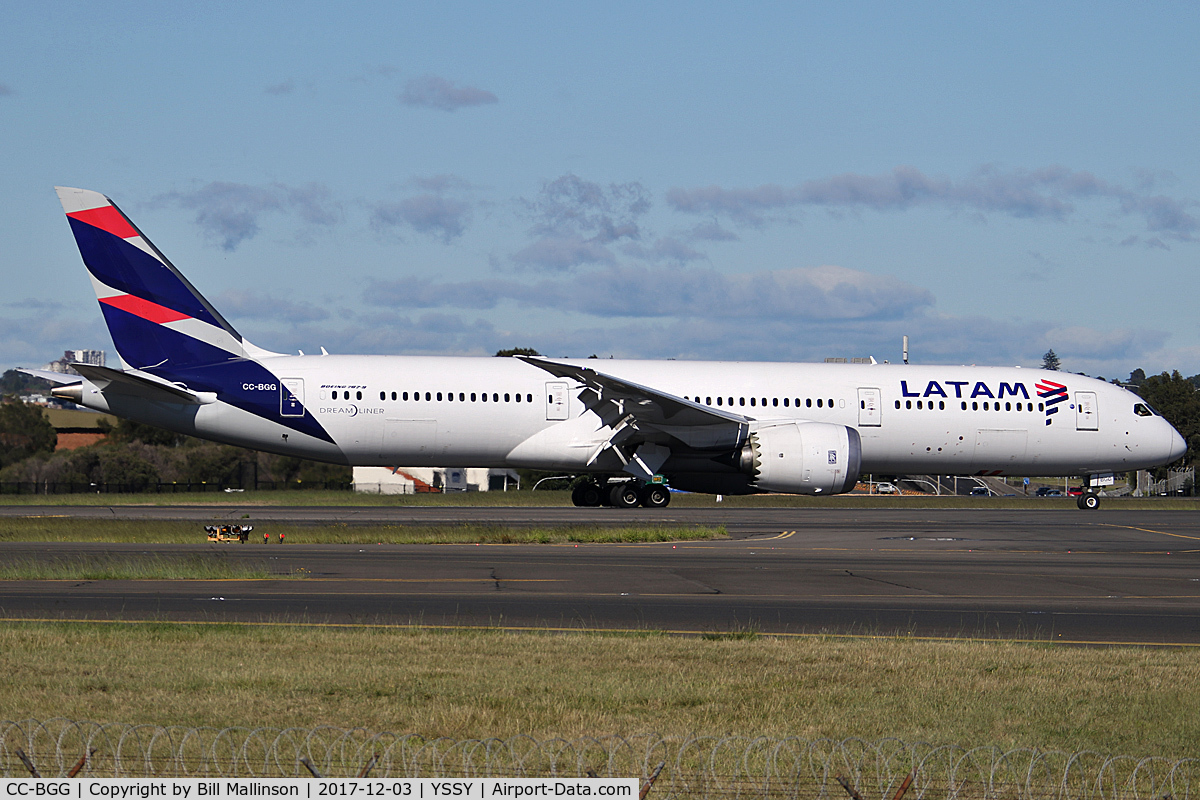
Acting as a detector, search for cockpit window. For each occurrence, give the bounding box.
[1134,403,1154,417]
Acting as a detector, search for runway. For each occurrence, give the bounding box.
[2,507,1199,645]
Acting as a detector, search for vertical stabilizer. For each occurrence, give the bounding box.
[55,187,265,378]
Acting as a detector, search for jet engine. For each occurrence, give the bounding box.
[739,421,862,495]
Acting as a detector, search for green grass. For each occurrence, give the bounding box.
[0,554,276,580]
[0,622,1197,759]
[0,488,1197,509]
[0,518,724,544]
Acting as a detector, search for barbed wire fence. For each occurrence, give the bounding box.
[1,719,1196,799]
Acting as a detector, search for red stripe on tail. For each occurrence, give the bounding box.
[100,294,191,324]
[67,206,140,239]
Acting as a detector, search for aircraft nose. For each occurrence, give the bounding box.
[1166,424,1187,462]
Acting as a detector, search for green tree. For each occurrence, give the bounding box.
[0,400,57,468]
[0,370,52,398]
[495,347,541,357]
[1137,371,1200,469]
[1042,349,1061,371]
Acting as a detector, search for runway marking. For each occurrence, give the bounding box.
[757,531,796,540]
[0,616,1196,648]
[1098,523,1200,542]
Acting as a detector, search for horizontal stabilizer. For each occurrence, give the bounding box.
[71,364,214,405]
[17,368,84,385]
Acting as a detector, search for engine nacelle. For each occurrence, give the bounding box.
[740,421,862,495]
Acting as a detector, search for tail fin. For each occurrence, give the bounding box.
[56,187,268,379]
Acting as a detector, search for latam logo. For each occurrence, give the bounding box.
[1036,379,1068,426]
[900,380,1030,399]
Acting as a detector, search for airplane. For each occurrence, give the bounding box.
[30,187,1186,511]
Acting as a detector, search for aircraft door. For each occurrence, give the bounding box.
[1076,392,1098,430]
[280,379,304,418]
[857,388,881,426]
[546,381,569,420]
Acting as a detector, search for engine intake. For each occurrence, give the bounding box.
[740,422,862,495]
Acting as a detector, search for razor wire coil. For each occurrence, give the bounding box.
[1,719,1196,799]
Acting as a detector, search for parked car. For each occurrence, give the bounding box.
[969,487,990,496]
[1039,489,1064,497]
[1067,486,1084,496]
[874,482,899,494]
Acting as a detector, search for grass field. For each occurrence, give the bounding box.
[1,622,1197,759]
[1,488,1199,510]
[0,554,276,580]
[0,518,724,545]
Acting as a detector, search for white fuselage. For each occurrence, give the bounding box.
[77,355,1184,483]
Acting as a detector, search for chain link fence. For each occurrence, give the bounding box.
[1,719,1196,799]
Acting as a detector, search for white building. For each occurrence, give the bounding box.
[43,349,106,374]
[352,466,520,494]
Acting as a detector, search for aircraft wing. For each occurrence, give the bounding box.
[518,356,751,477]
[519,355,749,426]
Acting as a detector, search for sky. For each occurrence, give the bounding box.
[1,2,1198,380]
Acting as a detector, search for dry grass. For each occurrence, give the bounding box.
[0,518,723,544]
[0,622,1197,759]
[0,554,276,580]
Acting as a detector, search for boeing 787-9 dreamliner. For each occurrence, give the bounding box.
[31,188,1186,510]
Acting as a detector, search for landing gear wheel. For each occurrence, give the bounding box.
[572,483,603,507]
[1078,491,1100,510]
[639,484,671,508]
[609,483,641,508]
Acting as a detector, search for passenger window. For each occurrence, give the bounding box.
[773,398,779,407]
[472,393,477,402]
[1005,402,1011,411]
[939,401,945,410]
[706,397,712,405]
[750,398,756,407]
[817,399,823,408]
[515,393,521,403]
[961,401,966,410]
[527,394,533,403]
[1134,403,1153,417]
[917,400,923,409]
[717,397,723,406]
[505,393,511,402]
[356,391,362,400]
[895,400,901,409]
[905,400,911,409]
[403,392,408,401]
[380,391,385,401]
[806,399,812,408]
[783,398,789,407]
[437,392,443,401]
[447,392,453,402]
[739,398,745,406]
[972,402,978,410]
[1038,402,1044,411]
[425,392,431,401]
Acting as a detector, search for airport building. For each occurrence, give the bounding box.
[352,466,520,493]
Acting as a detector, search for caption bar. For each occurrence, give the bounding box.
[3,780,639,798]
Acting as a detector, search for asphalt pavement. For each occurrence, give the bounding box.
[1,506,1198,645]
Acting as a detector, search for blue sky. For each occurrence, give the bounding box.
[2,2,1198,379]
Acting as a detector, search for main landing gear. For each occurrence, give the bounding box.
[571,478,671,508]
[1078,491,1100,510]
